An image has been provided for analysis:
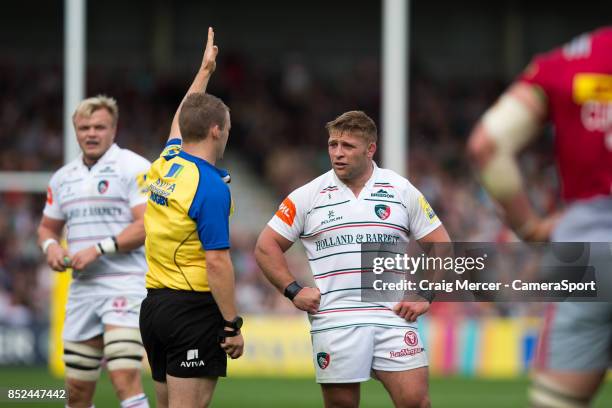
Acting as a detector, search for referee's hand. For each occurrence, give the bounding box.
[221,330,244,359]
[293,287,321,314]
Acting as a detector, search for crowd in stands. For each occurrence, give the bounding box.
[0,55,558,324]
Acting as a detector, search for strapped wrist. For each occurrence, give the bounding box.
[96,236,119,255]
[41,238,59,254]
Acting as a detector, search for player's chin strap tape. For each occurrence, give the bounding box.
[529,375,590,408]
[103,328,145,371]
[63,341,103,381]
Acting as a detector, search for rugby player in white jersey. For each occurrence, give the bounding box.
[255,111,450,408]
[37,96,150,408]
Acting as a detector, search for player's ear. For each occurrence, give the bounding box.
[367,142,377,158]
[209,124,220,140]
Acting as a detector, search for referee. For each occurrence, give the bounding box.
[139,27,244,408]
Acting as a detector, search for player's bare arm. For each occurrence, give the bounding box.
[255,226,321,314]
[206,248,244,359]
[393,225,451,322]
[168,26,219,141]
[70,203,146,270]
[37,216,70,271]
[467,82,558,241]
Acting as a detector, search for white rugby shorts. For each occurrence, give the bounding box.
[311,325,428,383]
[63,294,144,341]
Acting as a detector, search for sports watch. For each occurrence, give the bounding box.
[223,316,244,331]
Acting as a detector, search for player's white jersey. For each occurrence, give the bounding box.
[268,162,441,332]
[43,144,150,297]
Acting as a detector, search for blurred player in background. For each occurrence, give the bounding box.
[468,27,612,408]
[139,27,244,408]
[255,111,450,408]
[37,95,151,407]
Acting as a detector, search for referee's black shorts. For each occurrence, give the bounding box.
[139,288,226,382]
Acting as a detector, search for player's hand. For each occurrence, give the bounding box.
[46,243,71,272]
[221,330,244,359]
[516,212,563,242]
[292,287,321,314]
[393,301,430,323]
[70,246,100,270]
[200,27,219,73]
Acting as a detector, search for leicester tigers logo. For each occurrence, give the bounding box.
[374,204,390,220]
[317,352,330,369]
[98,180,109,194]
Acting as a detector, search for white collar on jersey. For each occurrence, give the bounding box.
[331,160,380,195]
[78,143,120,170]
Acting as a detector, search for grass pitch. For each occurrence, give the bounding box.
[0,367,610,407]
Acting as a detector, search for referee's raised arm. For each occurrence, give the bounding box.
[167,26,219,142]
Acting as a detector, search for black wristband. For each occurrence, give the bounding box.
[284,281,303,300]
[417,289,436,303]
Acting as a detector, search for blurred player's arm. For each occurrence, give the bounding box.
[255,226,321,314]
[168,26,219,141]
[70,204,146,270]
[37,216,70,272]
[206,248,244,359]
[467,82,556,241]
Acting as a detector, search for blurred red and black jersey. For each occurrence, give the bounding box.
[518,27,612,202]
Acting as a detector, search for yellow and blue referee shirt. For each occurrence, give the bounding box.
[144,138,232,292]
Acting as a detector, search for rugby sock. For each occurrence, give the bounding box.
[120,393,149,408]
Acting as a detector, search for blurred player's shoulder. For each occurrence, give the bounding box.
[115,145,152,171]
[49,155,85,183]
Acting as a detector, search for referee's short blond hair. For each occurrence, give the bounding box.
[325,111,378,144]
[72,95,119,127]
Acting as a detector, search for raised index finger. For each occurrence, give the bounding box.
[207,27,215,47]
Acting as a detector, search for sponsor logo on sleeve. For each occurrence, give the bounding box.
[46,187,53,205]
[316,352,330,369]
[164,163,185,178]
[162,144,181,159]
[418,195,438,223]
[136,172,149,195]
[276,197,297,226]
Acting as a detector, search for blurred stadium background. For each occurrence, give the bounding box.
[0,0,610,406]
